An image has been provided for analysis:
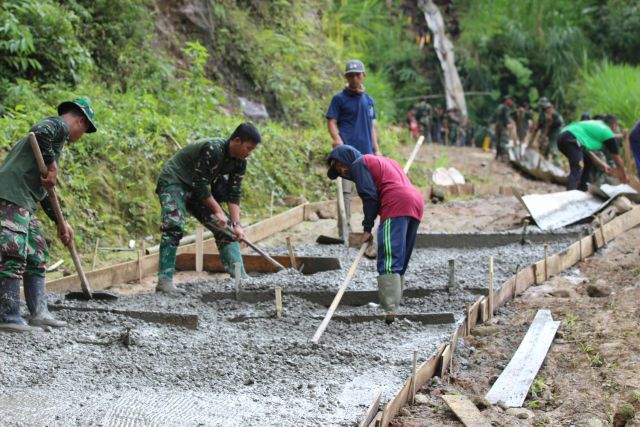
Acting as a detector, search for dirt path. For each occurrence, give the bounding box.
[393,225,640,426]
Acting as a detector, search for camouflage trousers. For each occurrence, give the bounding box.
[0,199,48,280]
[157,182,234,280]
[494,128,509,159]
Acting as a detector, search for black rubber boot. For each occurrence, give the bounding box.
[23,273,67,328]
[0,277,39,333]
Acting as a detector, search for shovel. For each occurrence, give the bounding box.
[29,132,117,301]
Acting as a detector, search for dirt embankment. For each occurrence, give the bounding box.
[393,226,640,426]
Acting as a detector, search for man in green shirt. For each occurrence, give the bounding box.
[155,123,261,293]
[0,97,96,332]
[493,95,514,160]
[558,116,628,191]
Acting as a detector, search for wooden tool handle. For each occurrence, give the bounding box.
[216,223,287,271]
[28,132,93,298]
[311,240,369,344]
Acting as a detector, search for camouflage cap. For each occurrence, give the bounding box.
[58,97,97,133]
[537,97,550,108]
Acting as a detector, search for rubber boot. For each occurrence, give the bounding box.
[23,273,67,328]
[219,242,247,278]
[156,244,185,294]
[0,278,39,333]
[377,273,402,324]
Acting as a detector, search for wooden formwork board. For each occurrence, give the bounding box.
[175,253,341,275]
[46,204,307,292]
[178,203,306,255]
[379,343,446,427]
[379,206,640,426]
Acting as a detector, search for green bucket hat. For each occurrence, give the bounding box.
[57,97,97,133]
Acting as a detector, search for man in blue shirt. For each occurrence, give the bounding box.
[326,59,380,241]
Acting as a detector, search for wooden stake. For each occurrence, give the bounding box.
[520,219,529,244]
[336,178,349,246]
[286,236,297,270]
[91,237,100,271]
[410,350,418,404]
[543,242,548,281]
[195,225,204,272]
[488,256,494,320]
[137,250,142,283]
[598,215,606,247]
[447,259,456,292]
[234,262,242,300]
[275,286,283,318]
[359,389,382,427]
[465,302,471,336]
[513,264,520,300]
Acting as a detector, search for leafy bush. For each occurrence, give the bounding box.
[0,0,90,83]
[568,61,640,127]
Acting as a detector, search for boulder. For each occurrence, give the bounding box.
[238,97,269,122]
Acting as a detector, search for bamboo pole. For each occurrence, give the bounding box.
[488,256,494,321]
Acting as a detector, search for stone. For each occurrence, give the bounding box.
[414,393,429,404]
[431,187,446,202]
[586,283,612,298]
[614,403,635,426]
[613,196,633,214]
[283,195,307,206]
[307,212,319,222]
[470,395,491,410]
[471,325,500,336]
[550,289,571,298]
[317,208,334,219]
[496,400,509,411]
[432,388,442,397]
[587,418,605,427]
[505,407,534,419]
[399,407,411,417]
[238,97,269,122]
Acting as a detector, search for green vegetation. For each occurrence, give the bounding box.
[1,0,639,267]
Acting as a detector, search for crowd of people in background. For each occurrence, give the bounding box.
[405,95,635,191]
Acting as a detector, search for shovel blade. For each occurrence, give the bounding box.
[315,235,344,245]
[65,291,119,301]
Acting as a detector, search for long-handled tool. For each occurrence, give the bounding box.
[213,224,287,271]
[29,132,117,300]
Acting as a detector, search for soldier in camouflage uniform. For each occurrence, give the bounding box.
[446,108,460,146]
[413,98,432,142]
[536,100,564,165]
[514,102,533,143]
[0,97,96,332]
[493,95,514,160]
[155,123,261,293]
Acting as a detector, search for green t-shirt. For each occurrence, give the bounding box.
[158,138,246,204]
[0,117,69,212]
[494,104,511,130]
[562,120,615,152]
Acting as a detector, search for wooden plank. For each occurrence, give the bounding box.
[228,312,455,325]
[440,344,452,377]
[441,395,492,427]
[467,296,483,332]
[485,309,560,407]
[359,389,382,427]
[195,225,204,272]
[176,253,340,275]
[179,203,306,255]
[49,304,198,329]
[380,377,412,427]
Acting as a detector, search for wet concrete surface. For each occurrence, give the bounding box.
[0,238,576,426]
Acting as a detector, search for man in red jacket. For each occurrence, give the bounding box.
[327,145,424,323]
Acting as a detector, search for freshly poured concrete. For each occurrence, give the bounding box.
[0,238,575,426]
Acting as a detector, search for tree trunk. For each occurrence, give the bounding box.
[418,0,467,119]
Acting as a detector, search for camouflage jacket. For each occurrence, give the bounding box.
[538,110,564,138]
[158,138,246,204]
[0,116,69,215]
[493,104,511,130]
